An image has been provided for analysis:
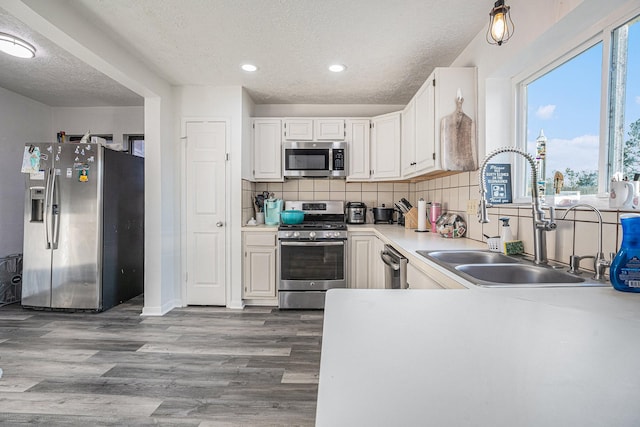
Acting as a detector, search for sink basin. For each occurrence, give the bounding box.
[455,263,586,287]
[417,250,519,265]
[417,249,609,288]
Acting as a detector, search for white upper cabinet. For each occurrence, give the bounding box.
[371,111,401,180]
[401,98,416,176]
[315,119,346,140]
[283,118,313,140]
[253,119,283,181]
[414,80,436,174]
[402,67,477,179]
[346,119,370,180]
[432,67,477,173]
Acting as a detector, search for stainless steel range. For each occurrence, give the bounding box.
[278,201,347,309]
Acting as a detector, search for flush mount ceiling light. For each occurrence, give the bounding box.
[241,63,258,72]
[0,32,36,58]
[486,0,514,46]
[329,64,346,73]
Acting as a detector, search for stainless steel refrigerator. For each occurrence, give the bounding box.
[22,142,144,311]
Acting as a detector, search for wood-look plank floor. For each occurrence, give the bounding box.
[0,296,323,426]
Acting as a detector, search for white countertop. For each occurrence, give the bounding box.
[316,288,640,427]
[316,225,640,426]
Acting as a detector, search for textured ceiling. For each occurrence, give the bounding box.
[0,0,489,106]
[0,7,143,106]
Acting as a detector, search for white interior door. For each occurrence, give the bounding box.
[185,121,227,305]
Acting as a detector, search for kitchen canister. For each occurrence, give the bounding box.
[429,202,441,233]
[610,213,640,292]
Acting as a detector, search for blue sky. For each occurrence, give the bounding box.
[525,18,640,180]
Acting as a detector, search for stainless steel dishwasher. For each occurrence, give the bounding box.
[380,244,408,289]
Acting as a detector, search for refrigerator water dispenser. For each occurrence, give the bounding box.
[29,187,45,223]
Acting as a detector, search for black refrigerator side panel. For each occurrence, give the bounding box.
[102,148,144,310]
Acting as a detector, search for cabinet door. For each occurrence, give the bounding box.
[243,232,277,299]
[414,80,436,173]
[346,119,370,180]
[407,262,443,289]
[315,119,345,140]
[371,112,401,180]
[433,67,478,172]
[253,119,283,181]
[371,236,385,289]
[350,234,385,289]
[244,247,277,298]
[283,119,313,140]
[401,99,416,177]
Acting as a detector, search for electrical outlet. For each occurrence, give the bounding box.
[466,199,479,215]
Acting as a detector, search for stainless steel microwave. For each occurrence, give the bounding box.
[283,141,347,178]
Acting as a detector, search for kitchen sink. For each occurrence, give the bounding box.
[454,263,586,287]
[417,250,519,265]
[417,250,609,288]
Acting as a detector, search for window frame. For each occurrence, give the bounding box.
[513,6,640,205]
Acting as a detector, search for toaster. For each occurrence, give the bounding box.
[345,202,367,224]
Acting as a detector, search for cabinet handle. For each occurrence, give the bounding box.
[410,162,416,166]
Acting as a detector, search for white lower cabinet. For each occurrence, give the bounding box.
[406,262,443,289]
[349,233,385,289]
[243,231,278,302]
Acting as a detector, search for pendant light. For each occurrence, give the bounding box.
[0,32,36,58]
[486,0,514,46]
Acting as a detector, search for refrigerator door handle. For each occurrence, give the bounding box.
[51,169,60,249]
[43,169,52,249]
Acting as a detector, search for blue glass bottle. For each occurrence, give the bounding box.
[610,214,640,292]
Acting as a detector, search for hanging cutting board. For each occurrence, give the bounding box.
[440,96,477,171]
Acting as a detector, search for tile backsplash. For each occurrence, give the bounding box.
[242,172,625,273]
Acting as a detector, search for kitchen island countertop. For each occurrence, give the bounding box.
[318,225,640,426]
[316,288,640,426]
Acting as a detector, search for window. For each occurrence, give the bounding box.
[609,15,640,181]
[523,43,602,196]
[126,135,145,158]
[518,12,640,200]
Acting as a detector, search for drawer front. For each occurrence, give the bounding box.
[245,232,276,247]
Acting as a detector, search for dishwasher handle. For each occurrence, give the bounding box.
[380,245,408,289]
[380,251,401,270]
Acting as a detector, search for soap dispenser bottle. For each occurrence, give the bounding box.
[610,213,640,292]
[499,217,513,253]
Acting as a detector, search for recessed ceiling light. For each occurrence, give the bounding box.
[241,64,258,72]
[329,64,346,73]
[0,32,36,59]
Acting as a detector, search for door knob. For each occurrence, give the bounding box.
[216,221,224,227]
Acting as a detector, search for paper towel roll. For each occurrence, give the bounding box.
[418,199,428,231]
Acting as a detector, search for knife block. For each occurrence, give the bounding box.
[404,207,419,229]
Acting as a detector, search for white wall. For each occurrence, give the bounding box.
[253,104,404,118]
[4,0,179,315]
[175,85,246,309]
[0,87,52,257]
[242,90,256,181]
[451,0,640,158]
[52,106,144,148]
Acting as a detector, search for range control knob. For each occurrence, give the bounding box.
[293,231,300,238]
[309,231,317,239]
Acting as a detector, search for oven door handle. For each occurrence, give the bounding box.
[280,240,345,247]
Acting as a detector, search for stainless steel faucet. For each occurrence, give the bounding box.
[478,147,556,264]
[559,203,611,280]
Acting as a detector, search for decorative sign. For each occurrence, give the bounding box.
[484,163,512,204]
